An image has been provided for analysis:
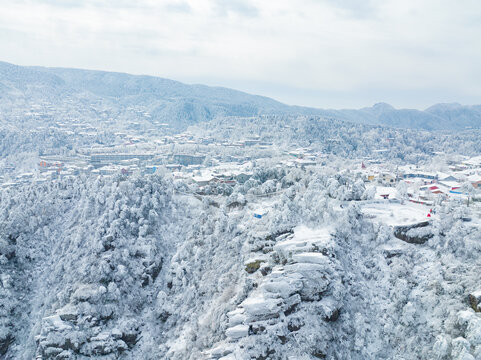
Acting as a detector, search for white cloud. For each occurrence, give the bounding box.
[1,0,481,108]
[212,0,259,17]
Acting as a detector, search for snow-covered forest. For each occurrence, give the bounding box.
[1,167,481,359]
[1,62,481,360]
[191,115,481,161]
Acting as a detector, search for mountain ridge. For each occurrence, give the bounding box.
[1,60,481,130]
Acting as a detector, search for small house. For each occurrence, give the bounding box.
[380,173,396,184]
[235,172,252,184]
[468,174,481,189]
[192,175,218,187]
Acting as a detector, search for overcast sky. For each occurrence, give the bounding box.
[1,0,481,109]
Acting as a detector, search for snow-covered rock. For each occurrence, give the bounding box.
[225,325,249,340]
[469,290,481,312]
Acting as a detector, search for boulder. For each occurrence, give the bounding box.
[56,304,78,322]
[469,290,481,312]
[260,274,303,299]
[226,325,249,340]
[245,260,264,274]
[209,345,233,359]
[241,296,282,321]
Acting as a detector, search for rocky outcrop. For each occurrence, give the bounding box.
[206,227,343,359]
[469,290,481,312]
[0,333,14,357]
[244,260,264,274]
[393,221,433,244]
[35,287,139,359]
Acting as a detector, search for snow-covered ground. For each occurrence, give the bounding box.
[361,201,434,226]
[2,162,481,359]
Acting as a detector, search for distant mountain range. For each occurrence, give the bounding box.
[1,60,480,131]
[318,102,481,131]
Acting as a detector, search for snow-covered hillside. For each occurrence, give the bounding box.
[0,61,318,131]
[2,60,481,360]
[1,61,481,131]
[1,168,481,359]
[191,115,481,160]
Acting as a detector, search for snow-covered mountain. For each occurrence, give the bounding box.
[314,102,481,131]
[0,61,319,130]
[1,61,481,131]
[1,169,481,359]
[2,60,481,359]
[425,103,481,129]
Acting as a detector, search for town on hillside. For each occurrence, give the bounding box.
[2,125,481,230]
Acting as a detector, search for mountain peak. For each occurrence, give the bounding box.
[425,102,463,112]
[372,102,395,111]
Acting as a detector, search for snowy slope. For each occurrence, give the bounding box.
[0,61,321,130]
[314,102,472,131]
[1,61,481,130]
[1,168,481,359]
